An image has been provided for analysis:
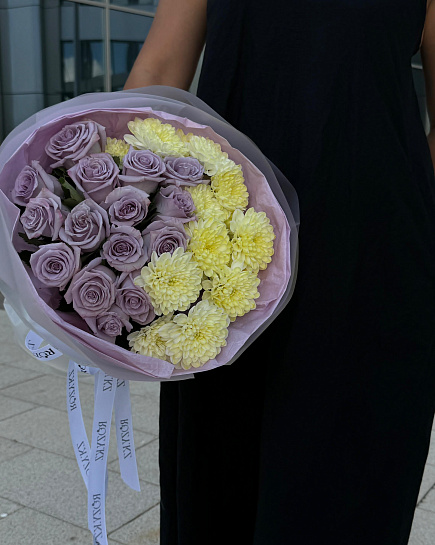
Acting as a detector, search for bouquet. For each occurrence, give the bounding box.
[0,86,299,544]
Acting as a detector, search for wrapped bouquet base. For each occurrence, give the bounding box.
[0,86,299,544]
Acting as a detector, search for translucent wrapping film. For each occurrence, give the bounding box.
[0,86,299,381]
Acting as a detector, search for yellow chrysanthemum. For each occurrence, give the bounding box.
[184,134,235,176]
[134,247,202,315]
[230,208,276,272]
[186,184,230,223]
[185,218,231,277]
[127,314,172,359]
[211,164,249,213]
[105,137,130,161]
[202,263,260,320]
[176,128,193,143]
[159,300,230,370]
[124,117,187,157]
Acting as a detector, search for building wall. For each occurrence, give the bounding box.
[0,1,430,140]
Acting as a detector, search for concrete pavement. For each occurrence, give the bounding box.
[1,309,435,544]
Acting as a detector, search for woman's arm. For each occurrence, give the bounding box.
[123,0,207,91]
[421,0,435,167]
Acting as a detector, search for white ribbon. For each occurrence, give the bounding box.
[114,379,141,491]
[18,329,141,545]
[67,361,93,486]
[87,371,116,545]
[25,330,63,361]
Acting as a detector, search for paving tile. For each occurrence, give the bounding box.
[109,439,159,486]
[110,504,160,545]
[0,497,22,518]
[0,507,122,545]
[130,394,159,436]
[0,436,32,463]
[0,393,35,421]
[426,434,435,467]
[0,374,95,412]
[0,363,42,390]
[0,406,155,464]
[0,449,160,532]
[129,380,160,402]
[2,350,59,373]
[409,507,435,544]
[418,464,435,504]
[418,483,435,513]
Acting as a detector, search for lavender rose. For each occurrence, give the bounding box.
[59,199,110,252]
[163,156,205,186]
[29,242,80,291]
[103,186,150,227]
[45,120,107,169]
[119,147,166,193]
[68,153,119,204]
[142,216,189,261]
[20,188,65,240]
[116,274,155,325]
[84,304,132,343]
[154,185,195,219]
[12,161,63,206]
[101,225,146,273]
[64,257,116,318]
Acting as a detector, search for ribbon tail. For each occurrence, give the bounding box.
[66,361,92,489]
[87,370,116,545]
[114,379,141,492]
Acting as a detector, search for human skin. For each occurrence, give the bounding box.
[123,0,207,91]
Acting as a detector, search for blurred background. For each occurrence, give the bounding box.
[0,0,427,141]
[0,0,203,141]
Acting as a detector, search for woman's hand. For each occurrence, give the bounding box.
[123,0,207,91]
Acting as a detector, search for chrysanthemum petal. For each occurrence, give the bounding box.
[186,184,230,223]
[202,263,260,319]
[230,208,275,272]
[184,135,234,176]
[134,247,202,315]
[159,300,230,369]
[105,138,130,161]
[211,164,249,213]
[124,117,187,157]
[128,314,172,359]
[185,218,231,277]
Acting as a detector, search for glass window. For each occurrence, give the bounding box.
[110,9,152,91]
[59,1,105,99]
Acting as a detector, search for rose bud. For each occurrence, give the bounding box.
[30,242,80,291]
[101,225,146,273]
[20,188,65,240]
[45,120,106,169]
[64,257,116,318]
[103,186,150,227]
[119,147,166,194]
[59,199,110,253]
[68,153,120,204]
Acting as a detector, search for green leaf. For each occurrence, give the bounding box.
[58,176,84,208]
[112,156,123,169]
[18,232,51,247]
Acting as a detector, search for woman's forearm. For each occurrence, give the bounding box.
[124,66,165,91]
[122,0,207,91]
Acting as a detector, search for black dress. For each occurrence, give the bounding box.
[159,1,435,544]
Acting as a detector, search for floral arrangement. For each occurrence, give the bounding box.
[12,115,276,371]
